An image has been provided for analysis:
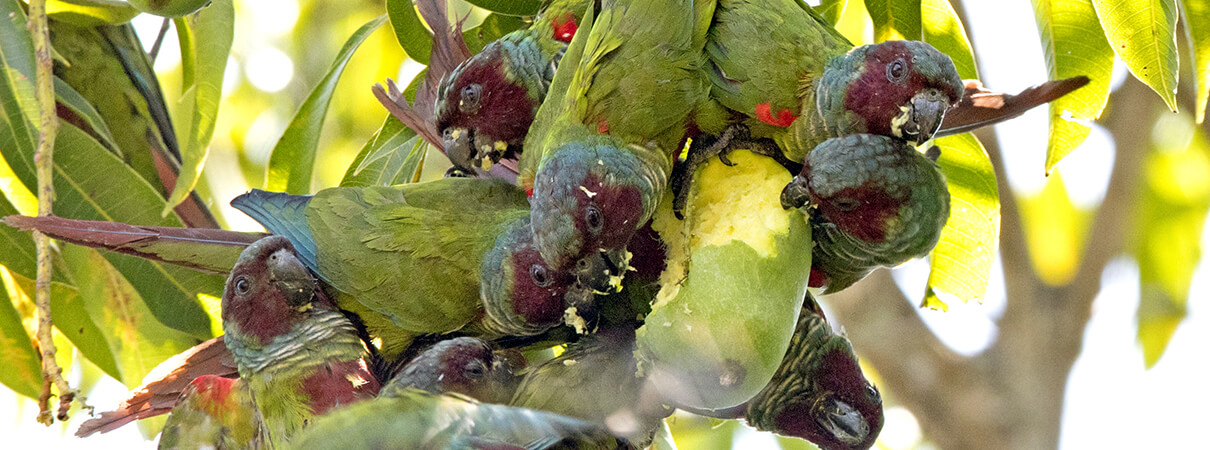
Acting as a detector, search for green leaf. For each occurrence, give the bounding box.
[53,76,120,153]
[1180,0,1210,123]
[340,116,428,187]
[923,134,1000,309]
[463,13,528,53]
[0,0,38,161]
[387,0,431,64]
[921,0,978,79]
[816,0,849,25]
[0,193,36,280]
[1032,0,1114,173]
[0,274,41,399]
[1134,115,1210,367]
[61,245,198,387]
[265,15,388,194]
[46,0,140,26]
[1091,0,1179,110]
[163,0,234,215]
[864,0,922,41]
[462,0,542,16]
[5,271,123,381]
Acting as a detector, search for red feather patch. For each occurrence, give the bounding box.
[551,13,578,43]
[755,102,797,127]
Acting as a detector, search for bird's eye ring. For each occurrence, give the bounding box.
[530,264,553,288]
[464,360,487,379]
[459,84,483,113]
[886,58,908,82]
[835,198,860,212]
[585,205,604,233]
[235,276,251,295]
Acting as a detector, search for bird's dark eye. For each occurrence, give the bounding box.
[834,198,860,212]
[459,84,483,113]
[530,264,553,287]
[866,384,880,400]
[463,360,487,380]
[585,205,604,233]
[235,276,251,295]
[886,58,908,82]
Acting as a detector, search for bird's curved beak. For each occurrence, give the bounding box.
[815,397,870,446]
[895,88,950,145]
[780,175,812,210]
[268,248,314,307]
[442,127,473,170]
[573,249,630,294]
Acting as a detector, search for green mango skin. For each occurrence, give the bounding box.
[126,0,210,17]
[637,152,813,410]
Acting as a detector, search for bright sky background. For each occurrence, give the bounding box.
[2,0,1207,448]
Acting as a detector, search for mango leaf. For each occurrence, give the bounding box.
[462,0,542,16]
[1091,0,1179,110]
[163,0,233,215]
[463,13,527,53]
[265,15,388,194]
[341,116,428,187]
[864,0,922,41]
[1033,0,1114,174]
[816,0,849,25]
[921,0,977,79]
[1134,115,1210,367]
[0,273,40,399]
[923,133,1000,309]
[61,245,199,387]
[0,0,38,159]
[387,0,431,64]
[53,76,120,153]
[0,122,222,338]
[0,192,36,280]
[1019,172,1091,285]
[1181,0,1210,123]
[46,0,140,26]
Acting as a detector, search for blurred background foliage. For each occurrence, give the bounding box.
[0,0,1207,448]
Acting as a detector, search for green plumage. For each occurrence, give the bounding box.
[157,376,265,450]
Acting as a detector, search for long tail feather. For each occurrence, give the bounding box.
[229,190,320,275]
[2,215,263,273]
[938,76,1091,137]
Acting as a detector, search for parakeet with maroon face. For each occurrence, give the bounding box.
[220,236,381,447]
[435,0,592,173]
[780,134,950,293]
[230,177,592,359]
[387,337,519,405]
[520,0,708,294]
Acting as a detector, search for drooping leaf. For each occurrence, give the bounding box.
[0,0,38,162]
[1091,0,1179,110]
[923,133,1000,309]
[46,0,140,26]
[387,0,431,64]
[1033,0,1114,173]
[816,0,849,25]
[0,272,41,399]
[4,270,123,381]
[462,13,527,54]
[461,0,542,16]
[61,245,199,388]
[53,76,120,153]
[1134,115,1210,367]
[921,0,977,78]
[341,116,429,187]
[265,15,388,194]
[1019,172,1091,285]
[864,0,922,41]
[1180,0,1210,123]
[0,193,36,280]
[163,0,233,215]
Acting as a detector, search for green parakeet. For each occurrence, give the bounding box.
[519,0,708,293]
[436,0,592,173]
[230,177,591,359]
[510,328,671,445]
[388,336,519,405]
[780,134,950,293]
[157,375,266,450]
[686,293,884,450]
[220,236,381,446]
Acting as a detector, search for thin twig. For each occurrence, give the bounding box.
[28,0,80,425]
[149,17,171,62]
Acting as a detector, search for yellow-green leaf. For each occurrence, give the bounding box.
[340,116,427,187]
[816,0,849,25]
[1033,0,1114,173]
[0,273,40,399]
[46,0,139,26]
[1134,115,1210,367]
[921,0,978,79]
[163,0,233,215]
[1180,0,1210,123]
[1091,0,1179,110]
[1019,172,1092,285]
[923,133,1000,309]
[266,15,387,194]
[462,0,542,16]
[387,0,431,64]
[864,0,922,41]
[463,13,528,54]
